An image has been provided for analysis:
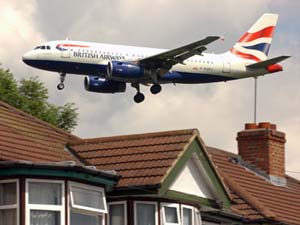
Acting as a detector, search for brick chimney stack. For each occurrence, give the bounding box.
[237,122,286,185]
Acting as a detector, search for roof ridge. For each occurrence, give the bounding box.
[70,128,198,145]
[0,101,79,140]
[223,175,278,221]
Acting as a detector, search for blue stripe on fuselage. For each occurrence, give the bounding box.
[23,59,236,83]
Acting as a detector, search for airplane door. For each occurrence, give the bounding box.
[222,62,231,73]
[61,48,71,58]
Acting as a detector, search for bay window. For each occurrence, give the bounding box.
[0,179,19,225]
[134,201,157,225]
[69,182,106,225]
[26,179,65,225]
[161,203,180,225]
[108,202,127,225]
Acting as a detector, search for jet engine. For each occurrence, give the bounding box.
[107,61,146,78]
[84,76,126,93]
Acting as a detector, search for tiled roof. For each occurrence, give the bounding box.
[0,101,79,162]
[207,147,300,225]
[69,129,198,188]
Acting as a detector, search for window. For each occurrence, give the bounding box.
[0,179,19,225]
[134,201,157,225]
[161,203,180,225]
[41,46,46,50]
[26,179,65,225]
[69,182,106,225]
[108,202,127,225]
[47,46,51,50]
[182,205,194,225]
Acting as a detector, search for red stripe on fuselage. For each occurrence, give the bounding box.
[230,48,261,62]
[58,44,90,48]
[238,26,275,43]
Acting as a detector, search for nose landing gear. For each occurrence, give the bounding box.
[57,73,66,90]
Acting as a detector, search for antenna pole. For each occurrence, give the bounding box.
[254,77,258,123]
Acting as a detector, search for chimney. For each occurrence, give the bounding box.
[237,122,286,186]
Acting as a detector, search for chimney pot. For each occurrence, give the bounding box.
[258,122,271,129]
[245,123,257,130]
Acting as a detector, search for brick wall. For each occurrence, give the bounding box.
[236,122,286,178]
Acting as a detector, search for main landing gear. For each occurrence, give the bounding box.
[132,83,145,103]
[132,83,162,103]
[57,73,66,90]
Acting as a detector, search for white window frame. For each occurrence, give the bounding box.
[25,179,65,225]
[134,201,158,225]
[108,201,127,225]
[181,205,194,225]
[69,181,107,214]
[194,208,202,225]
[161,203,180,225]
[0,179,19,225]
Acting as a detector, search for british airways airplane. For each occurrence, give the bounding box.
[23,13,289,103]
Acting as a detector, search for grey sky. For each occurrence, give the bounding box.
[0,0,299,178]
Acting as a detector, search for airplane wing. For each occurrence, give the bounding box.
[246,56,290,69]
[138,36,220,72]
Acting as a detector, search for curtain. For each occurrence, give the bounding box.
[70,210,102,225]
[30,210,60,225]
[136,203,155,225]
[72,186,104,210]
[183,208,192,225]
[0,182,16,205]
[0,209,16,225]
[109,204,124,225]
[164,207,178,223]
[29,182,61,205]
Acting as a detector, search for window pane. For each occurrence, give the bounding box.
[183,208,192,225]
[29,182,62,205]
[194,211,202,225]
[0,182,16,205]
[72,186,104,210]
[165,206,178,223]
[70,211,102,225]
[30,210,60,225]
[0,209,16,225]
[136,203,155,225]
[109,204,124,225]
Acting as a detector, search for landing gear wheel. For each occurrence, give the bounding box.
[57,83,65,90]
[57,73,66,90]
[150,84,162,94]
[134,92,145,103]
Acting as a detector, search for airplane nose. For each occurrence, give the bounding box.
[22,51,35,66]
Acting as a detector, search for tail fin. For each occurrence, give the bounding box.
[230,13,278,62]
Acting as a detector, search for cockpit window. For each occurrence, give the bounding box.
[41,46,46,50]
[46,46,51,50]
[34,46,41,50]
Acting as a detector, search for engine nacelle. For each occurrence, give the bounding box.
[107,61,145,78]
[84,76,126,93]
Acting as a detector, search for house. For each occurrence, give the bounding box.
[1,100,300,225]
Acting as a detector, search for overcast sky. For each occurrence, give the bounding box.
[0,0,299,178]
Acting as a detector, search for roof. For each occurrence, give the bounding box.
[0,101,79,162]
[69,129,198,188]
[207,147,300,225]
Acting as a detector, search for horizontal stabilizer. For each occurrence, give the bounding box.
[246,55,290,69]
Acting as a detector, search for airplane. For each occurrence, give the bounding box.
[22,13,289,103]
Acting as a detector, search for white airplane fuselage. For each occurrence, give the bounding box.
[23,40,268,84]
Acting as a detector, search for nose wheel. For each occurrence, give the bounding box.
[57,73,66,90]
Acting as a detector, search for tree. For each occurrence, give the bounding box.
[0,66,78,132]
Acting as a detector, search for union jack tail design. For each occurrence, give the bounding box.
[230,14,278,62]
